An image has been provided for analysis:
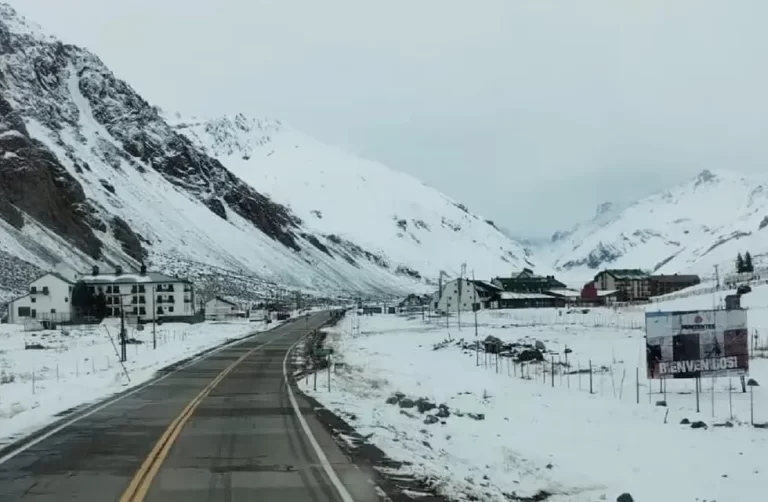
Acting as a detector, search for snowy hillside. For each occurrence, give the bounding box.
[551,169,768,279]
[0,5,532,301]
[173,114,536,281]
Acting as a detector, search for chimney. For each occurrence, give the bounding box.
[115,265,123,276]
[92,265,99,276]
[140,263,147,276]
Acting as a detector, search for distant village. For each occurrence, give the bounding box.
[2,262,705,327]
[373,268,702,315]
[1,265,301,327]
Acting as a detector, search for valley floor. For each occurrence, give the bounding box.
[0,318,283,448]
[299,302,768,502]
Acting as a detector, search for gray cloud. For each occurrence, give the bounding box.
[10,0,768,238]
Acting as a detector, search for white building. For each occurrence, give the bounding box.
[81,265,194,321]
[434,278,500,314]
[204,296,238,320]
[4,265,195,325]
[6,273,75,324]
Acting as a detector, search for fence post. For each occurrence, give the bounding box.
[729,378,733,420]
[578,361,582,390]
[636,367,639,404]
[32,371,35,394]
[551,356,555,388]
[589,359,593,394]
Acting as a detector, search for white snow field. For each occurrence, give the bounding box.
[0,318,282,448]
[300,289,768,501]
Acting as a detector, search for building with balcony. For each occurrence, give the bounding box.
[4,265,195,325]
[81,265,195,321]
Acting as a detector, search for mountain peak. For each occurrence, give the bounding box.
[594,201,616,220]
[0,3,48,40]
[694,169,717,187]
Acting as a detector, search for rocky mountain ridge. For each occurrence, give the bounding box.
[0,4,533,302]
[549,169,768,278]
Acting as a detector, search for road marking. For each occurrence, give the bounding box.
[120,330,292,501]
[0,326,282,466]
[283,328,355,502]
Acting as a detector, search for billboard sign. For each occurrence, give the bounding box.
[645,309,748,379]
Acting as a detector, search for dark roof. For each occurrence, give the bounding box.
[648,274,700,283]
[597,269,648,280]
[494,276,566,291]
[471,280,503,292]
[399,294,424,306]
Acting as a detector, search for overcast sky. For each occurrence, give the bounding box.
[9,0,768,239]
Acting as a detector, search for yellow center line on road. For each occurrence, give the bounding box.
[119,327,299,502]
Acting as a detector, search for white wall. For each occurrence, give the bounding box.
[8,274,73,324]
[435,278,482,314]
[87,280,193,321]
[205,298,236,319]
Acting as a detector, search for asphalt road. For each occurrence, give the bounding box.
[0,312,382,501]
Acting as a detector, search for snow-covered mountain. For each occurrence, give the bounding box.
[0,4,533,301]
[551,169,768,279]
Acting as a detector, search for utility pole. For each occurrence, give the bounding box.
[714,264,720,290]
[458,263,466,330]
[473,270,479,366]
[152,285,157,350]
[120,296,127,362]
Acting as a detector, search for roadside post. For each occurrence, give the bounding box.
[315,347,334,391]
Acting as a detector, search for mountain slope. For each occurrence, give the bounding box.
[0,4,533,301]
[173,114,535,281]
[551,169,768,278]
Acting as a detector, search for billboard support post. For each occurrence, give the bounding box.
[729,378,733,420]
[711,377,716,418]
[588,359,593,394]
[750,384,755,426]
[695,378,700,413]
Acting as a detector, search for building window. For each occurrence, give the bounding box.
[132,296,138,304]
[30,286,37,294]
[168,295,175,303]
[157,307,164,314]
[31,297,36,303]
[51,309,56,313]
[139,296,146,304]
[31,309,37,318]
[169,306,174,313]
[18,306,30,317]
[64,297,68,302]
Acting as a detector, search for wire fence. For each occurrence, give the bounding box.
[459,332,768,428]
[2,326,202,401]
[484,310,645,330]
